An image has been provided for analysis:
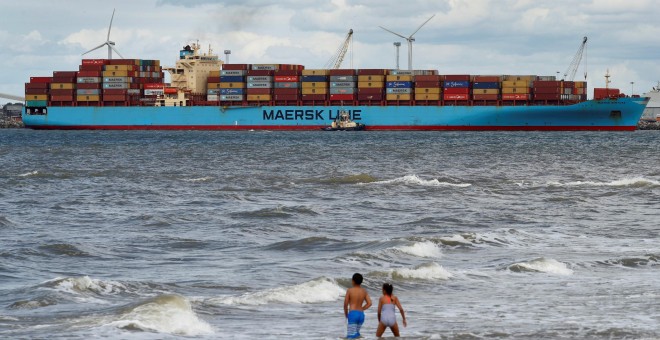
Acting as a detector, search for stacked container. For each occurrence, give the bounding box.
[573,81,587,101]
[51,71,78,105]
[357,69,386,102]
[533,78,561,101]
[300,69,329,102]
[219,64,248,103]
[443,75,471,101]
[247,64,276,102]
[386,70,413,101]
[414,75,442,102]
[25,76,52,108]
[329,69,356,102]
[206,70,221,101]
[76,59,104,105]
[502,75,534,101]
[273,68,301,103]
[472,76,501,101]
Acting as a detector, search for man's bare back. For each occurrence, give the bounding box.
[345,286,371,313]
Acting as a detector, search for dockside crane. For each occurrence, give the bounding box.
[563,36,588,81]
[324,29,353,69]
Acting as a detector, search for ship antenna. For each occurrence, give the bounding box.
[604,69,611,90]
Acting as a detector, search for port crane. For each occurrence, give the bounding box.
[324,29,353,69]
[563,36,588,81]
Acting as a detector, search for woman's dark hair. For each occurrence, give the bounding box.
[383,283,393,295]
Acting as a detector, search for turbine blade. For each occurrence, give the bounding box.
[110,45,124,59]
[409,14,436,38]
[82,43,107,56]
[379,26,408,40]
[107,8,115,41]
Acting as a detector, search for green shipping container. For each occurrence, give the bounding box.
[26,100,48,107]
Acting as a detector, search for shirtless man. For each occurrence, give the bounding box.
[343,273,372,339]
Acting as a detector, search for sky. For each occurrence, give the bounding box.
[1,0,659,104]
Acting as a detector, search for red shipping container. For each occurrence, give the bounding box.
[594,88,620,99]
[329,94,355,101]
[29,77,53,83]
[79,64,104,71]
[534,80,562,88]
[25,88,49,95]
[144,83,165,89]
[534,87,561,94]
[274,94,298,101]
[53,71,77,78]
[534,93,561,100]
[301,94,327,100]
[77,71,102,77]
[50,95,74,101]
[52,77,76,83]
[502,94,529,100]
[274,70,300,76]
[108,59,137,65]
[25,82,49,89]
[357,69,387,76]
[103,95,128,101]
[562,81,575,88]
[103,89,128,95]
[50,89,74,95]
[444,88,470,94]
[273,88,298,95]
[415,75,442,82]
[77,83,101,89]
[82,59,109,65]
[246,88,272,95]
[222,64,249,70]
[414,81,441,88]
[473,76,501,82]
[247,70,274,76]
[130,84,140,89]
[473,94,499,101]
[329,69,356,76]
[207,76,221,83]
[443,94,469,100]
[357,93,383,100]
[444,75,471,81]
[274,75,299,82]
[358,88,382,94]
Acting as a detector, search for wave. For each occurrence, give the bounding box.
[9,296,58,309]
[319,173,378,185]
[547,177,660,188]
[596,254,658,268]
[370,262,452,281]
[18,170,39,177]
[265,236,349,252]
[231,205,319,219]
[371,174,471,187]
[182,176,213,182]
[508,258,573,275]
[38,243,91,257]
[394,241,442,258]
[40,276,128,296]
[208,277,344,306]
[109,294,213,336]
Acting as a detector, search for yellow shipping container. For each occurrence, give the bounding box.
[415,93,441,100]
[102,70,130,77]
[575,81,586,88]
[386,94,411,101]
[357,81,384,88]
[301,88,328,95]
[301,69,330,76]
[472,89,500,95]
[219,82,246,88]
[502,87,530,94]
[301,82,328,88]
[246,94,272,101]
[385,75,413,81]
[501,80,529,88]
[50,83,75,90]
[414,88,441,94]
[77,95,100,102]
[104,65,132,71]
[504,75,536,81]
[209,71,221,77]
[358,75,385,82]
[27,94,48,101]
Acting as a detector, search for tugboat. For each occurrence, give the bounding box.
[321,110,366,131]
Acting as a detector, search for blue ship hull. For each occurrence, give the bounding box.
[22,97,648,131]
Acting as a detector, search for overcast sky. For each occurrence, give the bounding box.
[2,0,659,104]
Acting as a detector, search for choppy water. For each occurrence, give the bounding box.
[0,130,659,339]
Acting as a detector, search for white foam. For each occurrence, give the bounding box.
[183,176,213,182]
[44,276,127,296]
[373,174,471,187]
[395,241,442,258]
[109,294,213,336]
[547,177,660,187]
[18,170,39,177]
[391,262,453,280]
[510,258,574,275]
[209,277,344,306]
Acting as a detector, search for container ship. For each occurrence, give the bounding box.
[22,43,649,130]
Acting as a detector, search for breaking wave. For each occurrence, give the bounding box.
[547,177,660,188]
[508,258,574,275]
[182,176,213,182]
[40,276,127,296]
[208,277,344,306]
[371,174,471,187]
[109,294,213,336]
[18,170,39,177]
[394,241,442,258]
[596,254,658,268]
[370,262,452,281]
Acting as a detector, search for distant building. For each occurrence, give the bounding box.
[2,103,23,118]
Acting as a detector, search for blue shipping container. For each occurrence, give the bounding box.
[26,100,47,107]
[220,76,245,83]
[220,88,245,95]
[444,81,470,88]
[301,75,328,82]
[386,81,412,88]
[472,82,500,89]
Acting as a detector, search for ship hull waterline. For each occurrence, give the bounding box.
[22,97,649,131]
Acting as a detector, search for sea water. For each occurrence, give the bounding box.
[0,130,658,339]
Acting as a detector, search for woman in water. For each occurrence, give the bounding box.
[376,283,407,337]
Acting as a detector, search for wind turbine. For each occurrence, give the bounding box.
[380,14,435,70]
[82,9,124,59]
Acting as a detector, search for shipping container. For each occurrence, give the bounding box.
[502,87,530,94]
[219,88,245,95]
[274,75,299,82]
[534,87,562,94]
[357,81,385,88]
[274,69,301,76]
[52,77,76,83]
[77,77,101,84]
[329,94,355,100]
[386,75,413,81]
[502,94,530,100]
[102,70,134,77]
[414,88,442,94]
[300,94,327,100]
[357,88,382,94]
[26,94,48,101]
[444,81,470,88]
[330,75,356,82]
[82,59,109,66]
[301,75,328,82]
[414,81,441,88]
[534,93,561,100]
[103,95,128,101]
[144,83,165,89]
[473,94,499,101]
[386,88,412,94]
[77,89,100,95]
[247,76,273,82]
[144,89,164,96]
[206,76,221,83]
[251,64,278,71]
[301,69,330,76]
[25,82,49,90]
[472,82,500,89]
[472,89,499,95]
[103,89,128,95]
[274,94,298,101]
[219,70,247,76]
[444,75,471,81]
[415,94,441,101]
[444,88,470,94]
[77,71,102,77]
[246,70,274,76]
[79,64,104,71]
[219,75,245,83]
[246,88,272,95]
[50,89,74,96]
[415,75,442,82]
[104,64,136,71]
[247,82,273,88]
[537,75,556,81]
[328,69,356,76]
[102,83,129,89]
[222,64,250,71]
[331,82,355,88]
[473,75,501,82]
[76,83,101,89]
[103,77,131,83]
[29,77,53,83]
[207,94,219,101]
[273,82,299,89]
[24,88,49,95]
[50,95,74,101]
[388,70,415,75]
[25,100,48,106]
[219,82,246,88]
[273,88,298,95]
[220,95,244,101]
[357,69,388,76]
[501,80,529,87]
[534,80,562,88]
[358,75,386,82]
[53,71,77,78]
[504,75,536,81]
[301,88,328,95]
[50,83,75,90]
[77,95,101,102]
[301,82,328,89]
[386,81,412,88]
[386,94,411,101]
[443,93,470,100]
[357,93,384,100]
[330,88,356,94]
[246,94,272,101]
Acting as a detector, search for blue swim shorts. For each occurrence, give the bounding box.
[346,310,365,339]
